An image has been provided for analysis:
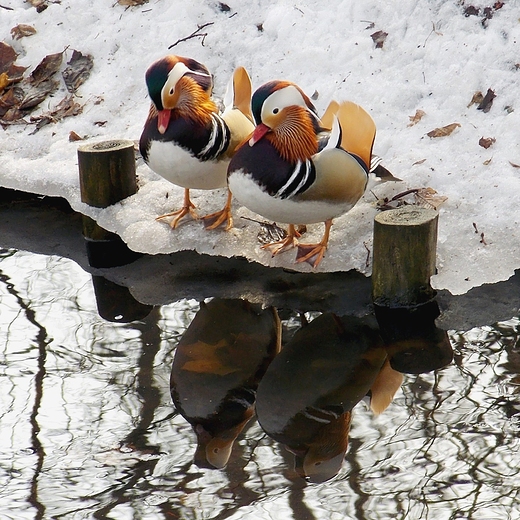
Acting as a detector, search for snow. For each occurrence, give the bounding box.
[1,0,519,295]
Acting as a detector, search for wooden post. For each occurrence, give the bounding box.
[77,139,140,268]
[78,139,137,208]
[371,206,438,307]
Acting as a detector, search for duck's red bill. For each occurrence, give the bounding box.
[249,123,270,146]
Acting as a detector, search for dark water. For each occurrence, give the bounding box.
[1,248,520,519]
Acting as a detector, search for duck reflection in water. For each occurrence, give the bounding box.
[170,298,281,469]
[170,296,452,480]
[256,313,403,483]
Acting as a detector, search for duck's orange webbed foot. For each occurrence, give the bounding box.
[156,188,198,229]
[295,243,327,268]
[294,219,333,268]
[201,191,233,230]
[261,224,300,256]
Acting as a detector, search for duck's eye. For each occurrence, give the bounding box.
[169,88,174,95]
[272,108,279,114]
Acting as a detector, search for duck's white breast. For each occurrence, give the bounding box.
[146,141,228,190]
[228,169,354,225]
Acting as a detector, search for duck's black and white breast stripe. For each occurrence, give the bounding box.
[196,113,231,162]
[275,159,316,199]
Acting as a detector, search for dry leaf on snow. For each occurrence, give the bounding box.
[477,88,496,112]
[479,137,495,149]
[117,0,148,5]
[414,187,448,210]
[427,123,461,138]
[10,24,37,40]
[408,109,426,126]
[62,50,94,93]
[371,30,388,49]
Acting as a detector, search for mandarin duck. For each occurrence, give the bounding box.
[139,55,254,230]
[227,80,376,267]
[170,298,281,469]
[256,313,402,481]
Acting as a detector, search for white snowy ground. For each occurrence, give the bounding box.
[1,0,519,295]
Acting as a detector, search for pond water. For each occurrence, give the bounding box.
[2,246,520,520]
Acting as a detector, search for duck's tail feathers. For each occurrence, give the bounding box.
[224,66,253,123]
[335,101,376,172]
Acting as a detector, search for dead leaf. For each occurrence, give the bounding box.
[69,130,84,142]
[479,137,495,149]
[414,187,448,210]
[30,94,83,131]
[26,0,48,11]
[117,0,148,5]
[483,158,493,165]
[408,109,426,127]
[0,42,27,84]
[412,159,427,166]
[0,86,24,118]
[0,73,9,92]
[427,123,461,138]
[468,91,484,108]
[19,78,59,109]
[29,51,63,85]
[477,88,496,113]
[510,161,520,169]
[464,5,480,16]
[10,24,37,40]
[62,50,93,93]
[371,30,388,49]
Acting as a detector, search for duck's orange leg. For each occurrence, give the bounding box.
[295,219,333,268]
[262,224,300,256]
[201,190,233,231]
[156,188,198,229]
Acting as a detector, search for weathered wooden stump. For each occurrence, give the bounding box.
[78,139,140,268]
[371,206,439,308]
[78,140,150,321]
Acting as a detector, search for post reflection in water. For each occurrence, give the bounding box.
[171,297,454,482]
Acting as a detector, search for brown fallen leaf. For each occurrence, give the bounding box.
[26,0,48,11]
[69,130,84,142]
[477,88,496,113]
[412,158,427,166]
[408,109,426,127]
[427,123,461,138]
[510,161,520,169]
[62,50,94,93]
[29,51,63,84]
[117,0,148,5]
[0,86,24,118]
[19,78,59,110]
[0,72,9,92]
[10,24,37,40]
[30,94,83,132]
[371,30,388,49]
[483,157,493,165]
[0,42,27,83]
[467,91,484,108]
[479,137,495,149]
[414,187,448,210]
